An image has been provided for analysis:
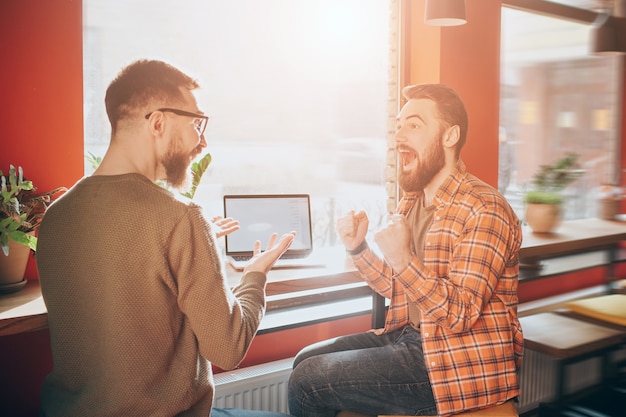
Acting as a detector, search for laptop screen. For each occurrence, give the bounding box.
[223,194,313,257]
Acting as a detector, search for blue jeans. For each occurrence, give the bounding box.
[287,326,437,417]
[212,408,293,417]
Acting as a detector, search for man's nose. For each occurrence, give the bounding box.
[392,130,405,145]
[199,134,207,149]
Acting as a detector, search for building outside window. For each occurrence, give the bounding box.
[500,2,621,222]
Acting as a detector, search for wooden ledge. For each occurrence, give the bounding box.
[0,280,48,337]
[520,312,626,359]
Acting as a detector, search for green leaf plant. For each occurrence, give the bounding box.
[523,153,585,205]
[85,152,212,200]
[0,165,66,256]
[181,153,212,199]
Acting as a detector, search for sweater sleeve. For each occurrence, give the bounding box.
[167,205,267,370]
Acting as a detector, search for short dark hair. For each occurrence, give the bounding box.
[402,83,468,155]
[104,59,199,132]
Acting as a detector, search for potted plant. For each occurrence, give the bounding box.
[0,165,66,293]
[179,152,212,200]
[87,151,212,200]
[523,153,584,233]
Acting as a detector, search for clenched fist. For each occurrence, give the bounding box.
[337,210,369,252]
[374,214,412,272]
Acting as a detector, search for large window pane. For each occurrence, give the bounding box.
[84,0,392,248]
[500,6,621,221]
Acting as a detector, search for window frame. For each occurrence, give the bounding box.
[80,1,622,327]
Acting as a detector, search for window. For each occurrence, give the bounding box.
[83,0,395,248]
[500,3,621,221]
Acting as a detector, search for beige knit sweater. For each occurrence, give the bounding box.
[37,174,267,417]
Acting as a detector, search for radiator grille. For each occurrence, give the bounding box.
[213,352,604,415]
[517,349,601,413]
[213,357,294,414]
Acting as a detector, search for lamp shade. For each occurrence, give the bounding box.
[424,0,467,27]
[590,13,626,54]
[591,13,620,54]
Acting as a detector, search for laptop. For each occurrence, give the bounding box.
[223,194,325,270]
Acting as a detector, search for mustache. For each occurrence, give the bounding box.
[192,144,203,157]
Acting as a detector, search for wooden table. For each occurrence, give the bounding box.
[520,218,626,269]
[3,218,626,337]
[519,312,626,401]
[0,280,48,337]
[0,247,363,337]
[519,219,626,290]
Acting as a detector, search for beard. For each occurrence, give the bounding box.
[161,134,193,192]
[398,136,445,193]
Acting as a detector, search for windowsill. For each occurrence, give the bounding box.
[0,247,363,337]
[259,296,373,333]
[0,280,48,337]
[2,218,626,337]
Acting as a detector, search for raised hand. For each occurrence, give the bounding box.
[211,215,240,238]
[336,210,369,251]
[374,214,412,272]
[243,231,297,274]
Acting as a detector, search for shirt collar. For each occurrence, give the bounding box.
[433,158,466,207]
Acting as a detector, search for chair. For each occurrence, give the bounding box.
[562,293,626,328]
[381,400,518,416]
[336,400,518,417]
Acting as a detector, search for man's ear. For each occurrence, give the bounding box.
[146,111,166,137]
[443,125,460,149]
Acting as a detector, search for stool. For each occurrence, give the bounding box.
[381,400,518,416]
[562,293,626,329]
[519,312,626,403]
[558,294,626,398]
[338,401,518,417]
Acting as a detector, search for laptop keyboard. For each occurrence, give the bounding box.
[230,253,303,262]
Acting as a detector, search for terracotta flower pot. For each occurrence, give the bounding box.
[0,238,31,294]
[526,203,561,234]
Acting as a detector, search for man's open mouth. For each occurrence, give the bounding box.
[398,147,417,170]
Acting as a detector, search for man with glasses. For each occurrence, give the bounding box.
[37,59,295,417]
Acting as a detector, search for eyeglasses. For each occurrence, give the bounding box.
[145,108,209,137]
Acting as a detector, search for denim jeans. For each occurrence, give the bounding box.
[287,326,437,417]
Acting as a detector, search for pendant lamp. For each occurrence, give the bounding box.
[424,0,467,27]
[591,0,626,54]
[591,13,619,54]
[591,13,626,54]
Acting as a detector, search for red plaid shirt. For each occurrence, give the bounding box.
[352,159,523,416]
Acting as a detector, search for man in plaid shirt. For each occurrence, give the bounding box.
[288,84,523,417]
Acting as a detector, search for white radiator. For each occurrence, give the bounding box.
[213,352,605,415]
[517,350,601,414]
[213,357,294,414]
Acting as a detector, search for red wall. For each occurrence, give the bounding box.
[0,1,83,415]
[0,0,84,199]
[404,0,502,187]
[0,0,85,282]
